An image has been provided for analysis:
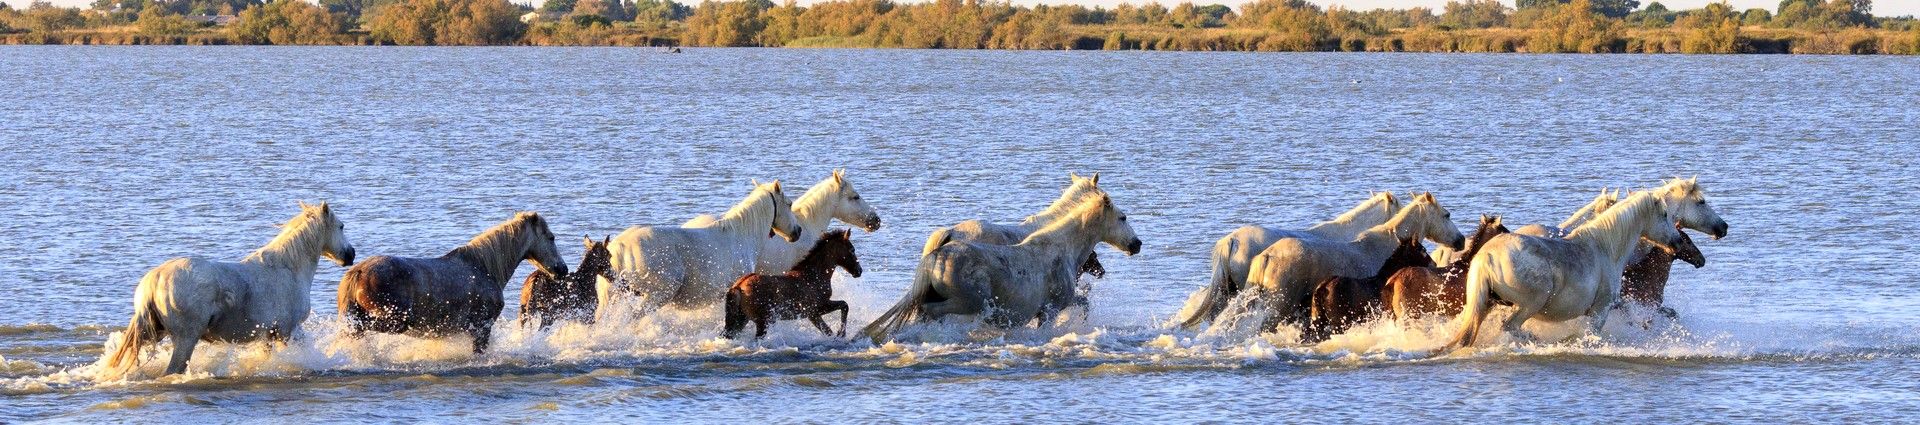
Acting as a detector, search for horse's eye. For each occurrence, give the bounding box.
[1697,200,1706,206]
[1119,215,1127,222]
[850,196,860,201]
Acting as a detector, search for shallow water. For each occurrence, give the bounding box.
[2,46,1918,421]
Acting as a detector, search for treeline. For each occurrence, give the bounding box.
[2,0,1917,53]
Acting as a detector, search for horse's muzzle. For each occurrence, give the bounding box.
[548,264,570,277]
[337,247,357,266]
[1710,222,1729,240]
[864,215,883,232]
[1125,239,1143,255]
[846,264,864,278]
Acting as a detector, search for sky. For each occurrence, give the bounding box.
[29,0,1920,17]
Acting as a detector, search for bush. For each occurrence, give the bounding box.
[137,7,202,36]
[233,0,346,44]
[367,0,526,45]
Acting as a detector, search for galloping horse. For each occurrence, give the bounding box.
[338,212,567,353]
[921,173,1109,281]
[1176,192,1403,330]
[1514,187,1709,318]
[599,181,803,320]
[1213,192,1463,335]
[724,229,862,339]
[1446,179,1727,349]
[520,235,613,328]
[1304,234,1432,342]
[1381,215,1510,321]
[687,170,882,274]
[105,202,355,377]
[863,190,1143,342]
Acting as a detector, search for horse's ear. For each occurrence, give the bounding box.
[1089,172,1100,185]
[770,180,782,192]
[750,178,760,187]
[833,169,845,184]
[319,202,330,214]
[583,235,594,248]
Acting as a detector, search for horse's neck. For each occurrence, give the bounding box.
[1019,222,1099,267]
[243,224,322,279]
[713,193,774,241]
[1311,201,1381,235]
[1568,200,1657,268]
[790,182,839,231]
[1558,203,1598,230]
[1352,213,1418,258]
[448,238,522,290]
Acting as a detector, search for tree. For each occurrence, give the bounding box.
[1677,1,1738,53]
[1739,8,1769,25]
[1516,0,1637,18]
[233,0,346,44]
[1441,0,1507,29]
[318,0,377,20]
[541,0,574,13]
[20,1,87,32]
[367,0,526,45]
[137,6,201,35]
[1528,0,1619,52]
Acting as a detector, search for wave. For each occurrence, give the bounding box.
[4,294,1917,395]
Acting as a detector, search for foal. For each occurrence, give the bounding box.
[1381,215,1509,321]
[1305,235,1433,342]
[520,236,613,328]
[724,229,862,339]
[1620,226,1705,317]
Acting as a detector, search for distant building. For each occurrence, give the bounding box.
[184,15,239,26]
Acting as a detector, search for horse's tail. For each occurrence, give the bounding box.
[723,277,750,339]
[105,294,163,375]
[1446,254,1499,352]
[1175,236,1239,330]
[861,262,937,344]
[920,227,953,257]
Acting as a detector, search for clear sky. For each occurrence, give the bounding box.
[27,0,1920,17]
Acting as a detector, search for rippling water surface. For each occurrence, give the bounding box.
[2,46,1918,422]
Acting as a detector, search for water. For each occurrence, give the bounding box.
[2,46,1918,421]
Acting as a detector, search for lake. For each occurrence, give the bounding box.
[2,46,1918,422]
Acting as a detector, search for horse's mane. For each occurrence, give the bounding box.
[794,228,851,271]
[453,212,542,260]
[1020,174,1099,226]
[712,183,782,236]
[246,202,331,264]
[791,172,845,223]
[1566,191,1661,246]
[1654,177,1703,201]
[1360,193,1436,240]
[1333,192,1399,223]
[1558,189,1619,230]
[1021,191,1111,246]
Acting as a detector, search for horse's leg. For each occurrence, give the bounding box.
[470,323,493,354]
[1500,295,1548,344]
[808,315,834,336]
[830,301,849,338]
[752,315,770,340]
[162,325,204,376]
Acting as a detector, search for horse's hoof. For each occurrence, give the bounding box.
[1657,307,1679,320]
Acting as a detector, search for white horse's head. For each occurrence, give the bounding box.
[1084,191,1143,256]
[826,169,882,232]
[760,180,803,242]
[1399,192,1466,250]
[1654,177,1729,239]
[514,212,568,277]
[1365,191,1402,217]
[299,201,355,266]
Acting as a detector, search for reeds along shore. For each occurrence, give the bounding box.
[3,0,1917,54]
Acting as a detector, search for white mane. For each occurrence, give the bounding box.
[244,202,331,266]
[710,183,783,238]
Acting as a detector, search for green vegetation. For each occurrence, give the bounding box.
[1,0,1915,53]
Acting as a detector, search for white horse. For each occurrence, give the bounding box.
[598,181,803,321]
[862,190,1143,343]
[1446,179,1727,349]
[104,202,355,377]
[1510,188,1622,239]
[687,170,882,275]
[918,172,1102,256]
[1174,191,1403,330]
[1210,192,1464,335]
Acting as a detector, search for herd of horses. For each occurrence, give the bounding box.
[98,171,1727,379]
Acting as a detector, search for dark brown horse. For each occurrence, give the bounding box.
[519,235,612,328]
[1304,234,1434,342]
[724,229,862,339]
[1620,226,1706,318]
[338,212,567,353]
[1381,215,1510,321]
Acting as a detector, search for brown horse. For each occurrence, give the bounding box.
[519,235,613,328]
[1620,226,1706,318]
[724,229,862,339]
[1304,235,1433,342]
[1381,215,1510,321]
[338,212,567,353]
